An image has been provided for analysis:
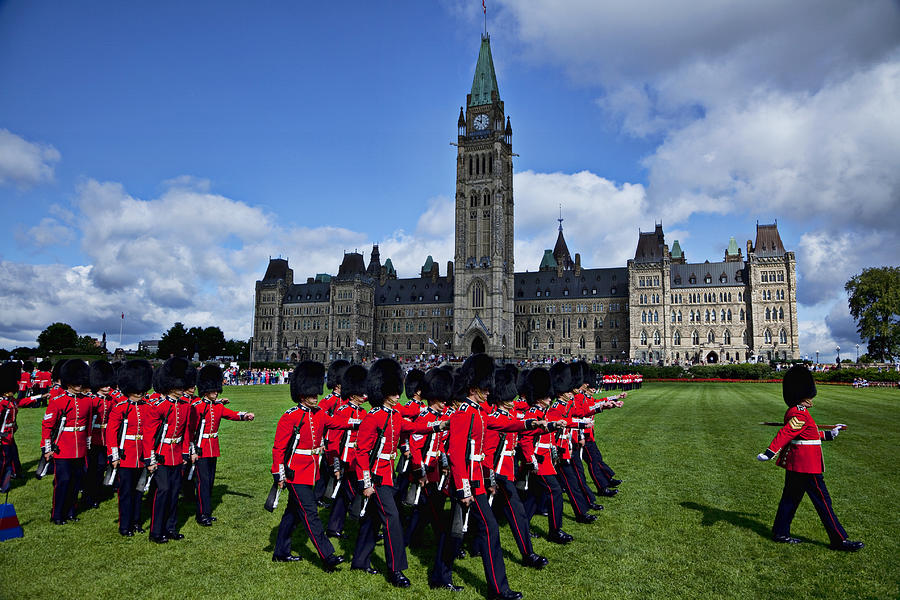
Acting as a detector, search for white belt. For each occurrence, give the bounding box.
[201,432,219,439]
[345,442,356,448]
[62,426,86,432]
[377,452,396,460]
[426,450,440,458]
[294,448,323,456]
[469,453,484,461]
[124,434,143,440]
[92,423,108,429]
[162,436,183,444]
[536,443,554,449]
[790,439,821,446]
[501,450,515,457]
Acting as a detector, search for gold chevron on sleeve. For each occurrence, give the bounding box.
[788,417,803,430]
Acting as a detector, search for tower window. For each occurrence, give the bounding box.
[472,281,485,308]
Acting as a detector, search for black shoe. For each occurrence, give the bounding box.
[166,531,185,540]
[51,519,67,525]
[599,487,618,497]
[389,571,411,588]
[119,529,134,537]
[523,553,549,569]
[86,502,100,509]
[589,502,604,511]
[133,526,145,534]
[196,517,213,527]
[608,479,623,486]
[323,554,344,572]
[351,566,379,575]
[529,531,540,539]
[326,530,346,539]
[547,531,573,544]
[68,516,80,522]
[375,531,384,541]
[317,500,327,508]
[772,535,801,544]
[488,590,523,600]
[272,554,302,562]
[455,547,467,559]
[576,513,597,524]
[430,583,464,591]
[830,539,864,552]
[149,534,168,544]
[208,516,217,522]
[537,510,548,516]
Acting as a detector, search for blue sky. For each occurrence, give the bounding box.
[1,1,898,359]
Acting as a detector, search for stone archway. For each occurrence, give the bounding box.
[471,335,486,355]
[706,351,719,364]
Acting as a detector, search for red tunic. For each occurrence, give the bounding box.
[329,402,365,465]
[41,391,93,459]
[189,399,245,458]
[271,405,334,485]
[105,400,154,468]
[483,408,535,480]
[88,392,117,448]
[767,405,828,474]
[447,399,496,497]
[319,393,345,462]
[354,406,433,488]
[519,405,557,476]
[408,407,448,483]
[145,396,192,466]
[18,372,32,393]
[0,397,19,446]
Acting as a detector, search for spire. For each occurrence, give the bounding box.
[553,217,574,271]
[558,204,564,232]
[366,244,381,276]
[469,34,499,107]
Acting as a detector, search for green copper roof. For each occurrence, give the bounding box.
[422,255,434,272]
[539,249,557,269]
[383,258,396,276]
[469,35,499,107]
[314,273,331,283]
[726,236,740,256]
[670,240,683,259]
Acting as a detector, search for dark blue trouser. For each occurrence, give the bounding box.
[274,482,335,561]
[51,457,84,521]
[570,446,597,503]
[193,457,216,519]
[557,460,591,518]
[524,473,563,533]
[584,440,615,491]
[151,464,183,536]
[117,467,143,531]
[351,484,407,572]
[495,474,533,558]
[82,445,108,505]
[773,471,847,544]
[326,472,357,534]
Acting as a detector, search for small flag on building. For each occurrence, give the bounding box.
[356,339,365,346]
[427,338,438,347]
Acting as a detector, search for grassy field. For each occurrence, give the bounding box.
[1,383,898,599]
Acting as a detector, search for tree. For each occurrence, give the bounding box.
[845,267,900,362]
[37,322,78,354]
[75,335,105,355]
[157,322,192,358]
[224,339,249,360]
[196,326,226,361]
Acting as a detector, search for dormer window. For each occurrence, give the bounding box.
[704,274,712,284]
[674,276,682,285]
[689,274,697,284]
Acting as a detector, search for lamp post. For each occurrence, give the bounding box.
[855,343,860,364]
[815,350,819,365]
[835,345,840,364]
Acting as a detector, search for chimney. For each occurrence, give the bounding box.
[447,261,454,282]
[746,240,753,256]
[574,253,582,277]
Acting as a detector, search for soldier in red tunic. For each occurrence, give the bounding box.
[270,360,344,570]
[81,360,117,509]
[189,364,254,526]
[316,359,349,500]
[41,360,93,524]
[757,365,863,551]
[0,362,22,493]
[107,359,155,536]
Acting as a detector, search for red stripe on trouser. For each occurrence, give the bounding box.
[291,485,327,560]
[117,486,123,527]
[539,475,559,531]
[499,484,528,556]
[473,498,501,594]
[150,486,159,532]
[195,466,204,515]
[559,469,585,516]
[51,469,58,519]
[373,489,396,570]
[812,476,843,539]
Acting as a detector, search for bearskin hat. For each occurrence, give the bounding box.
[327,359,350,390]
[783,364,816,407]
[157,356,191,394]
[460,353,494,393]
[291,360,325,402]
[405,368,425,400]
[89,360,116,393]
[489,364,519,406]
[450,371,469,404]
[22,361,34,373]
[340,365,368,400]
[51,359,66,383]
[0,362,21,395]
[516,368,532,398]
[38,360,52,372]
[526,368,552,406]
[197,364,224,395]
[60,359,90,389]
[570,361,584,390]
[577,361,594,389]
[422,368,453,405]
[549,362,574,398]
[366,358,404,408]
[118,360,153,396]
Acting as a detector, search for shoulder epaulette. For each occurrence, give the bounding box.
[284,406,299,414]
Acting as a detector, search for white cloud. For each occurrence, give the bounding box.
[0,129,61,188]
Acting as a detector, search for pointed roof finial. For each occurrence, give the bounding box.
[558,204,564,232]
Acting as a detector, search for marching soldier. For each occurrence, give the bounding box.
[41,359,92,524]
[189,364,254,526]
[317,359,349,499]
[106,359,155,536]
[350,358,444,588]
[575,363,624,496]
[144,357,193,543]
[756,365,863,551]
[0,362,22,492]
[81,360,117,508]
[270,360,344,570]
[17,361,33,401]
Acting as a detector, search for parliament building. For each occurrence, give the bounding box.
[251,35,799,366]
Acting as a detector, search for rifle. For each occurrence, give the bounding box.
[324,457,342,500]
[759,422,847,429]
[450,501,470,538]
[266,419,303,511]
[358,426,386,519]
[0,407,9,441]
[87,414,97,451]
[437,451,449,491]
[187,410,207,481]
[37,413,66,479]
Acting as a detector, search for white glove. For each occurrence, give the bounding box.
[756,453,770,461]
[831,424,845,437]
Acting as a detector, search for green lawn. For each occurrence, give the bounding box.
[1,383,898,599]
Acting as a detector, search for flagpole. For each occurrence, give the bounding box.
[119,313,124,348]
[483,1,487,36]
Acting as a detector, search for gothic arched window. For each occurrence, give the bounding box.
[471,281,485,308]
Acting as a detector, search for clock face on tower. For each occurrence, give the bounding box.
[473,114,490,131]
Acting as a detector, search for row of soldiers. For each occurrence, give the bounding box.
[0,358,253,542]
[269,354,625,599]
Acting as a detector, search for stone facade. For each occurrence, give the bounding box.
[250,35,799,365]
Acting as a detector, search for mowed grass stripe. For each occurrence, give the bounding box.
[1,383,897,599]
